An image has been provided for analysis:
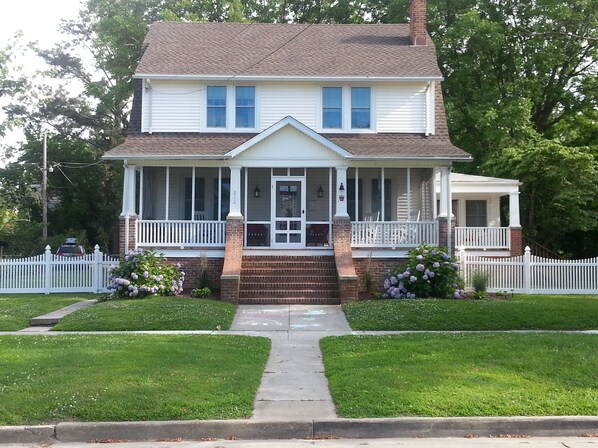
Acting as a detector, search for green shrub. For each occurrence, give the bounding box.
[108,249,185,299]
[192,287,212,298]
[383,244,465,299]
[472,270,489,293]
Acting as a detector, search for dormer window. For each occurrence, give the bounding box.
[207,86,226,128]
[351,87,371,129]
[323,87,342,129]
[235,86,255,128]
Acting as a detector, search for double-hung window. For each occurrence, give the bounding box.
[207,86,226,128]
[235,86,255,128]
[322,87,342,129]
[351,87,371,129]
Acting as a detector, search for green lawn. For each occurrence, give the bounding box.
[0,294,92,331]
[52,297,236,331]
[0,334,270,425]
[321,333,598,418]
[344,295,598,330]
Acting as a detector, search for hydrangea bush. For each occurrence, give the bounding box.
[108,248,185,299]
[383,244,465,299]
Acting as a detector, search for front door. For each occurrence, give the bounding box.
[272,178,305,247]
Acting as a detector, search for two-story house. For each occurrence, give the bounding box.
[104,0,523,303]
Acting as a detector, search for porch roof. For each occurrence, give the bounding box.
[104,132,471,162]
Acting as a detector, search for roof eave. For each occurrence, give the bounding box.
[134,74,444,82]
[102,154,232,161]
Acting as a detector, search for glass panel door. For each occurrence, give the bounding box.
[272,178,305,247]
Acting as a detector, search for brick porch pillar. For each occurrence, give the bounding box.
[119,215,138,256]
[220,216,243,304]
[438,216,456,253]
[333,216,359,304]
[510,227,524,256]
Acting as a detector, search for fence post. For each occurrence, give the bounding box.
[458,245,467,287]
[523,246,531,293]
[93,244,101,293]
[44,245,52,295]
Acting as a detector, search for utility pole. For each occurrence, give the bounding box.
[42,134,48,240]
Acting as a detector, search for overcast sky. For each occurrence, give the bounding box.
[0,0,83,53]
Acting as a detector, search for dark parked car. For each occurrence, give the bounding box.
[56,238,86,257]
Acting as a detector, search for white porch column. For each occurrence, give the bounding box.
[228,166,243,218]
[509,190,521,228]
[121,163,137,217]
[335,166,348,218]
[438,166,451,218]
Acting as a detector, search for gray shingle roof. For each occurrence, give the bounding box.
[104,132,470,161]
[136,22,443,78]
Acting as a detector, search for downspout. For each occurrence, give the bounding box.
[447,163,453,251]
[145,79,153,134]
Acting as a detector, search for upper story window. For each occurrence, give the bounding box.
[351,87,371,129]
[322,87,342,129]
[235,86,255,128]
[207,86,227,128]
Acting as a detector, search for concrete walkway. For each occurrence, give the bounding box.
[230,305,352,421]
[22,299,96,332]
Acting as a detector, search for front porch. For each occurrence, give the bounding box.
[124,165,444,252]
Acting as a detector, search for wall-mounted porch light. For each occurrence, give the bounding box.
[253,185,260,198]
[317,185,324,198]
[338,182,345,202]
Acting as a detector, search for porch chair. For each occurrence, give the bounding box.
[307,224,330,246]
[363,211,380,245]
[246,224,268,246]
[194,211,207,220]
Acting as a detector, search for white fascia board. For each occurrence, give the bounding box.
[351,155,472,163]
[135,74,444,82]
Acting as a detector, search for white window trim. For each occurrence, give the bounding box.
[203,84,260,132]
[317,85,376,134]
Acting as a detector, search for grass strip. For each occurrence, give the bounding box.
[0,294,92,331]
[321,333,598,418]
[0,334,270,425]
[343,295,598,330]
[52,297,236,331]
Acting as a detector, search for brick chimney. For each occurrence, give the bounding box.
[410,0,427,45]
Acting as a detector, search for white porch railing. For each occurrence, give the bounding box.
[137,220,226,247]
[455,227,510,250]
[351,221,438,247]
[458,247,598,294]
[0,245,118,294]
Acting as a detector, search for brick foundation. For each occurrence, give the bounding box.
[118,215,138,256]
[332,216,359,304]
[510,227,524,256]
[353,257,408,293]
[220,217,244,304]
[167,257,225,293]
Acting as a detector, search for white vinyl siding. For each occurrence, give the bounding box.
[376,83,427,133]
[142,80,202,132]
[260,83,318,130]
[140,80,434,134]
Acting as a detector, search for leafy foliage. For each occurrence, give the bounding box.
[108,248,185,299]
[384,245,464,299]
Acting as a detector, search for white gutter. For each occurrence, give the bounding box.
[134,74,444,82]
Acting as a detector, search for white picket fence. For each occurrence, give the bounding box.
[0,245,119,294]
[458,246,598,294]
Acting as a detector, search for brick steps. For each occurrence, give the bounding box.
[239,255,340,304]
